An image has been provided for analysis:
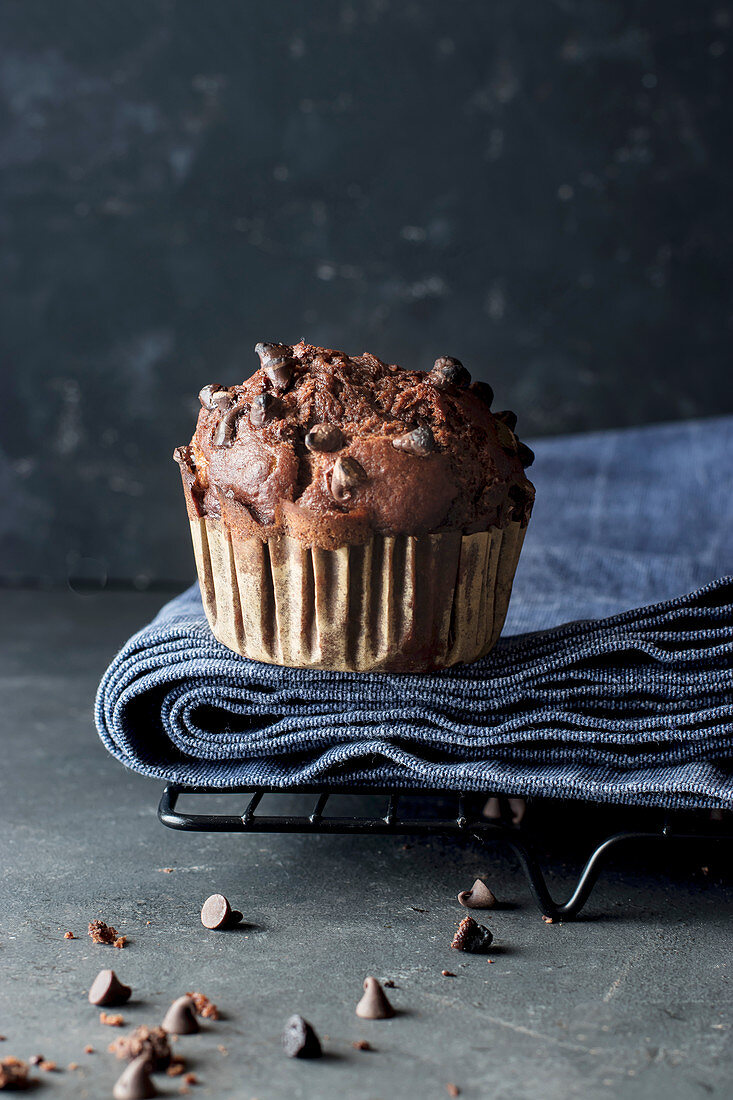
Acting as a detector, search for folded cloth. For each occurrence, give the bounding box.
[95,417,733,809]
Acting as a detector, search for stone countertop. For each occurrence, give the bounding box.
[0,588,730,1099]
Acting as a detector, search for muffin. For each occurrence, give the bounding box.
[174,341,535,673]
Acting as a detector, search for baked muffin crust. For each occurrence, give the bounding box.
[175,341,535,550]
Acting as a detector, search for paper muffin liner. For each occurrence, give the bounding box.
[188,516,527,673]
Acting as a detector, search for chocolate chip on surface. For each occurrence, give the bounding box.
[249,392,276,427]
[198,384,234,412]
[451,915,494,953]
[494,409,517,430]
[457,879,497,910]
[329,456,366,504]
[355,977,395,1020]
[392,425,435,456]
[200,894,232,930]
[470,380,494,407]
[517,441,535,468]
[305,423,343,453]
[255,342,295,391]
[112,1054,158,1100]
[212,406,243,448]
[429,356,471,389]
[281,1015,322,1059]
[161,997,200,1036]
[88,969,132,1007]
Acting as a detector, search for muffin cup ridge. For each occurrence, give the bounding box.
[188,517,527,673]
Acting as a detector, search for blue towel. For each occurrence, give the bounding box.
[95,417,733,809]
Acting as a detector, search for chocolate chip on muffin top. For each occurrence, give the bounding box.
[175,341,534,550]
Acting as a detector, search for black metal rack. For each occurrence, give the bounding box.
[158,785,731,920]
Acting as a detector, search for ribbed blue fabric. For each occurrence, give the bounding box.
[95,417,733,808]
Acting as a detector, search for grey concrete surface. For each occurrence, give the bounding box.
[0,588,731,1099]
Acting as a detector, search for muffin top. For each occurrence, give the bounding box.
[175,341,535,549]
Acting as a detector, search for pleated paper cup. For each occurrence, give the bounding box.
[188,517,527,673]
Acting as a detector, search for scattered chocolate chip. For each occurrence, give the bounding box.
[198,384,234,412]
[281,1015,322,1059]
[28,1056,43,1066]
[305,423,343,453]
[185,993,220,1021]
[441,970,456,977]
[517,441,535,468]
[392,425,435,456]
[88,969,132,1007]
[494,409,517,430]
[470,380,494,407]
[112,1054,158,1100]
[352,1040,372,1051]
[109,1027,171,1071]
[229,910,244,926]
[249,392,276,427]
[330,455,366,504]
[200,894,237,930]
[495,420,518,453]
[100,1012,125,1027]
[451,915,494,953]
[64,931,75,939]
[355,977,395,1020]
[162,998,200,1036]
[457,879,497,910]
[212,405,243,448]
[0,1056,30,1091]
[429,356,471,389]
[88,919,118,945]
[446,1084,460,1097]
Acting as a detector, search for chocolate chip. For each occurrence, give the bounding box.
[249,392,276,427]
[355,977,395,1020]
[88,969,132,1007]
[161,997,199,1036]
[305,423,343,453]
[457,879,497,910]
[494,409,517,431]
[212,405,243,448]
[200,894,232,930]
[329,456,366,504]
[392,426,435,456]
[112,1054,158,1100]
[255,342,294,391]
[429,356,471,389]
[281,1015,322,1059]
[517,441,535,468]
[451,915,494,953]
[470,380,494,407]
[229,910,244,926]
[495,420,518,453]
[199,384,235,412]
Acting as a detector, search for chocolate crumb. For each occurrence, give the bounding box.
[64,931,76,939]
[28,1057,42,1066]
[542,915,555,924]
[383,979,396,988]
[109,1026,171,1072]
[114,936,128,949]
[352,1040,372,1051]
[441,970,456,977]
[88,920,119,945]
[100,1012,125,1027]
[216,1046,228,1056]
[185,992,220,1021]
[83,1046,94,1055]
[183,1073,198,1085]
[446,1084,460,1097]
[166,1059,186,1078]
[68,1063,79,1071]
[160,868,174,874]
[0,1056,31,1090]
[451,915,493,953]
[39,1061,57,1072]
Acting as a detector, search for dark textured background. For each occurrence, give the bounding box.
[1,0,732,585]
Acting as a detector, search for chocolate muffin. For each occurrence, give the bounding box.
[175,341,534,672]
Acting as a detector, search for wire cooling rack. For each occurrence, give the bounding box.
[157,785,731,919]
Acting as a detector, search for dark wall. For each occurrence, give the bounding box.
[2,1,732,585]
